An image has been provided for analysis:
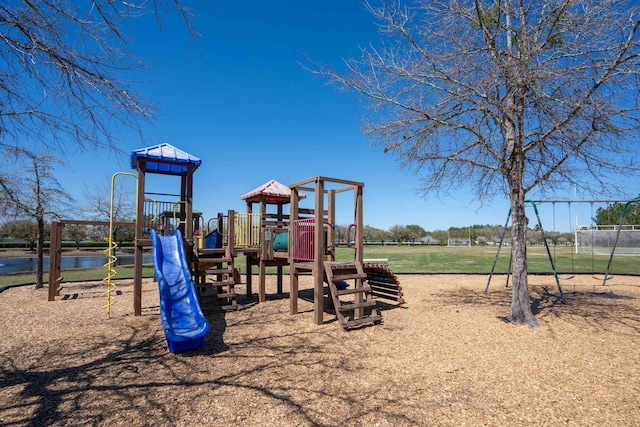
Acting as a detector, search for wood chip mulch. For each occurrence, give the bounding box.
[1,274,639,426]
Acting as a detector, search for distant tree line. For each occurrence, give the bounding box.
[0,220,135,250]
[335,223,578,247]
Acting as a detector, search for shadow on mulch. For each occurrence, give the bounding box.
[431,284,640,333]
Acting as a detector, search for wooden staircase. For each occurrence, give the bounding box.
[195,248,238,311]
[324,261,382,331]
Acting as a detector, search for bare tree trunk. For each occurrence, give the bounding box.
[507,183,539,327]
[504,77,539,327]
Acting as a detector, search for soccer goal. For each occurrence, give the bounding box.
[576,225,640,257]
[447,238,471,247]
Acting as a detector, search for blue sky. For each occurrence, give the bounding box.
[52,1,639,233]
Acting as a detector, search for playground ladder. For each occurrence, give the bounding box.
[195,247,238,311]
[323,261,382,331]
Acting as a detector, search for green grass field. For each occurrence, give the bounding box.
[1,244,636,288]
[339,244,633,275]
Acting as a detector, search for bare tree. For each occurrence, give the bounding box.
[315,0,640,326]
[0,148,73,288]
[431,229,448,244]
[363,225,388,244]
[0,1,198,154]
[388,224,409,242]
[84,182,136,222]
[83,181,136,251]
[405,224,427,243]
[64,224,89,250]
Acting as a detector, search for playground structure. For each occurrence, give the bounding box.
[47,143,402,332]
[287,176,381,329]
[204,177,404,330]
[241,179,301,302]
[47,219,135,303]
[129,143,201,316]
[203,179,300,308]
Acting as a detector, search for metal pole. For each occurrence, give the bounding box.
[527,200,565,303]
[485,209,511,294]
[601,197,640,285]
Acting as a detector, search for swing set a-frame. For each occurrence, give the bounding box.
[485,197,640,300]
[484,200,566,303]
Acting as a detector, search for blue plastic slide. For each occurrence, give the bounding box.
[150,230,210,353]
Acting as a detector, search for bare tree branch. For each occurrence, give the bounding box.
[0,0,201,154]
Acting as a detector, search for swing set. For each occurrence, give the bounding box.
[485,197,640,299]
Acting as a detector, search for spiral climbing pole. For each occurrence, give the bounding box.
[104,172,138,318]
[103,237,119,318]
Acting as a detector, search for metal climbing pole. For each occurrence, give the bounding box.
[104,172,138,318]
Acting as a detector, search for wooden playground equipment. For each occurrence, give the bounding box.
[286,176,381,330]
[207,177,404,330]
[47,144,403,330]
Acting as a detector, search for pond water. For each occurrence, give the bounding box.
[0,255,153,275]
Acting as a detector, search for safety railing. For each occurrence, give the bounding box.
[234,213,261,247]
[293,218,315,261]
[143,199,177,235]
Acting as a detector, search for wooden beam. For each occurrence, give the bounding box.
[313,178,325,325]
[289,187,299,315]
[58,220,135,227]
[354,183,364,318]
[134,161,146,316]
[48,221,62,301]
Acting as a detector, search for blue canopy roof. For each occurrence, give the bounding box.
[130,143,201,174]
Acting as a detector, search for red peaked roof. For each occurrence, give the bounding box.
[241,179,305,204]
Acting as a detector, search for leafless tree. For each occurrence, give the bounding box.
[314,0,640,326]
[0,0,199,154]
[64,224,89,250]
[83,181,136,250]
[0,148,73,288]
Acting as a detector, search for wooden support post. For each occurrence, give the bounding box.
[182,166,195,274]
[134,162,146,316]
[290,267,299,315]
[313,177,325,325]
[277,265,283,294]
[246,253,253,297]
[259,258,266,302]
[328,189,336,262]
[289,187,299,315]
[354,183,364,318]
[48,221,63,301]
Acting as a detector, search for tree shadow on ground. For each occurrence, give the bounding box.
[0,315,422,427]
[432,283,640,333]
[530,285,640,332]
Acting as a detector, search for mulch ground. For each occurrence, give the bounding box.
[1,273,639,426]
